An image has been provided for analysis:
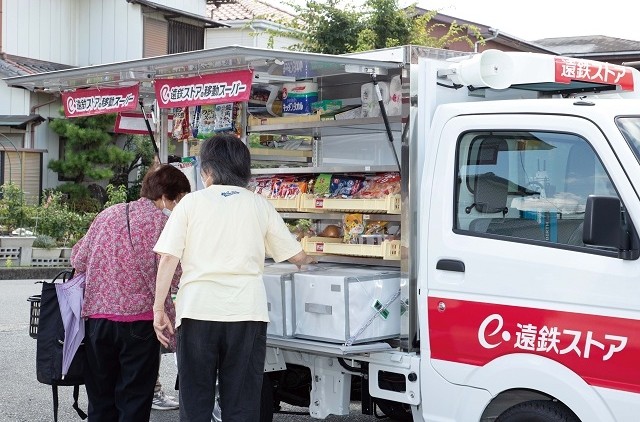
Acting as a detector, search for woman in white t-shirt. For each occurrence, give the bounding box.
[152,133,314,422]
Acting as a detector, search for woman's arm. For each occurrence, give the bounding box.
[153,253,180,347]
[287,250,316,268]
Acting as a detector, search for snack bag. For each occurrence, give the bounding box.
[313,173,332,196]
[343,213,364,244]
[329,175,364,198]
[353,172,401,199]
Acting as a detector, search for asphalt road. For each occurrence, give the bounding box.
[0,279,381,421]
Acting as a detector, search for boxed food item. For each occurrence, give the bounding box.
[320,105,362,121]
[311,99,343,114]
[292,266,401,344]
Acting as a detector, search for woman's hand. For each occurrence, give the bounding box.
[153,309,174,348]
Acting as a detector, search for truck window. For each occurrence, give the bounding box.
[616,117,640,164]
[456,131,618,249]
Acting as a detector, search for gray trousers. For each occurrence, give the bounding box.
[176,319,267,422]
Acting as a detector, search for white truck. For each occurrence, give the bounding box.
[6,45,640,422]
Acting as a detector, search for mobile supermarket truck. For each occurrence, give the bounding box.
[7,44,640,422]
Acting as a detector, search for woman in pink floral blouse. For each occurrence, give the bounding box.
[71,164,191,422]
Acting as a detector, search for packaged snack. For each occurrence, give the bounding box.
[342,213,364,244]
[249,177,273,198]
[329,175,364,198]
[313,173,332,196]
[353,172,401,199]
[364,221,388,235]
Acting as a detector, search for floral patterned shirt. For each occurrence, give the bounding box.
[71,197,180,321]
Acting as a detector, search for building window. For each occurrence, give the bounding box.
[168,21,204,54]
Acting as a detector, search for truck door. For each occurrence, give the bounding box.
[422,113,640,418]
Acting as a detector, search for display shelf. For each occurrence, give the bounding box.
[267,197,300,211]
[279,212,401,222]
[302,236,401,260]
[265,195,402,215]
[249,147,312,158]
[298,194,401,214]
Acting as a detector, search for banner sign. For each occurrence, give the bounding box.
[62,85,140,117]
[154,69,253,108]
[555,57,634,91]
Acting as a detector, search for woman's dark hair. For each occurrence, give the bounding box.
[200,134,251,187]
[140,164,191,200]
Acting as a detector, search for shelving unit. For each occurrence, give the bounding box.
[301,236,401,260]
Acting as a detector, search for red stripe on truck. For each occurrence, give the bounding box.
[428,297,640,393]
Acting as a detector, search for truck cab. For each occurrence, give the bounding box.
[418,98,640,421]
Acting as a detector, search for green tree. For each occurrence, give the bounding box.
[285,0,364,54]
[279,0,482,54]
[109,135,156,201]
[48,112,135,204]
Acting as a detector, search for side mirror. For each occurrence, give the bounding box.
[583,196,639,259]
[583,196,621,248]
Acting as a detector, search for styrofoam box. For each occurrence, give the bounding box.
[263,263,299,337]
[292,266,401,344]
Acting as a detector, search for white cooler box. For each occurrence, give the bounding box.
[263,263,299,337]
[292,266,401,344]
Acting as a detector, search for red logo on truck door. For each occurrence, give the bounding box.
[428,297,639,393]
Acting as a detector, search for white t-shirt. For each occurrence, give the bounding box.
[153,185,302,326]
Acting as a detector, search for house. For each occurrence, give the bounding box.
[0,0,226,202]
[205,0,298,49]
[415,9,556,55]
[534,36,640,67]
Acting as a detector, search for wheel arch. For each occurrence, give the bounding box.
[459,353,612,422]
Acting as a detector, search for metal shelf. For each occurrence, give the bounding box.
[251,165,399,175]
[315,254,401,267]
[247,115,403,136]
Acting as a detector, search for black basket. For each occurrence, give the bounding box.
[27,295,40,339]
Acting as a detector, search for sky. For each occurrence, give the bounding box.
[410,1,640,42]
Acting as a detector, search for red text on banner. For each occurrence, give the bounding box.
[62,85,140,118]
[154,69,253,108]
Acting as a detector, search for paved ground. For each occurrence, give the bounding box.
[0,279,382,421]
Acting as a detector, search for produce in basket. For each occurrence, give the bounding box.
[287,219,315,241]
[319,224,342,238]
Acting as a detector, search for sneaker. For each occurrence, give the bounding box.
[152,390,179,410]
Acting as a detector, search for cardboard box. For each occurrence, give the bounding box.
[292,266,401,344]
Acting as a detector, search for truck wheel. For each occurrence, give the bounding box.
[212,374,274,422]
[376,399,412,422]
[496,400,580,422]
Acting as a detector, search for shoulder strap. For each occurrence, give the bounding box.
[125,203,134,249]
[72,384,87,420]
[52,385,58,422]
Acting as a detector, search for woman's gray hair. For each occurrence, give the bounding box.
[199,134,252,187]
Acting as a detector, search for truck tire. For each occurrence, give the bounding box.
[376,399,412,422]
[496,400,580,422]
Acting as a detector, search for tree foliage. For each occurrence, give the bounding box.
[278,0,483,54]
[48,112,135,185]
[109,135,156,201]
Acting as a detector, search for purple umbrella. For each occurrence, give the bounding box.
[55,273,86,379]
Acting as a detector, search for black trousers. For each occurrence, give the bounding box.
[84,318,160,422]
[177,319,267,422]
